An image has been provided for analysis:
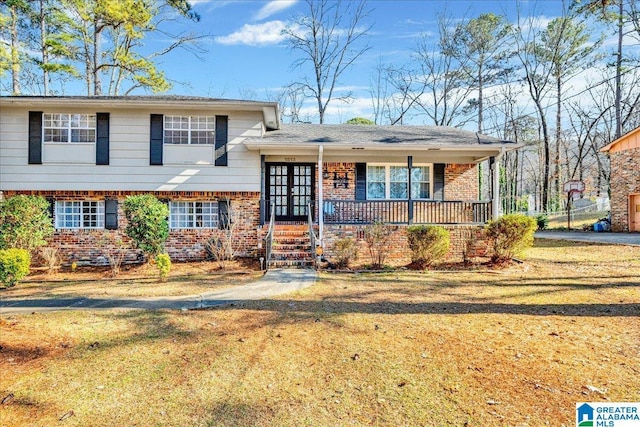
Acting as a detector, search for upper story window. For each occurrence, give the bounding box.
[164,116,215,145]
[55,201,104,229]
[169,201,218,229]
[367,165,431,200]
[43,114,96,143]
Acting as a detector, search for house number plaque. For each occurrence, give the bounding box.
[285,157,296,162]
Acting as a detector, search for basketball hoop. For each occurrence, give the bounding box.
[564,180,585,199]
[564,180,585,230]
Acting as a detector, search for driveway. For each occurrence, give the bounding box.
[536,231,640,246]
[0,268,317,314]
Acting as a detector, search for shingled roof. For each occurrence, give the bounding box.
[258,124,514,147]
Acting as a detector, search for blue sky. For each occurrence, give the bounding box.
[158,0,573,125]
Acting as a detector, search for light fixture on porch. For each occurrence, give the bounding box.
[333,171,349,188]
[322,167,330,179]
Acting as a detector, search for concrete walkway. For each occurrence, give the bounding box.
[0,268,317,314]
[536,231,640,246]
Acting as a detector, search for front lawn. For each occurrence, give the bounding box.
[1,240,638,426]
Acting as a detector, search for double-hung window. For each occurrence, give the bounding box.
[164,116,215,145]
[169,201,218,229]
[43,113,96,143]
[55,201,104,229]
[367,165,431,199]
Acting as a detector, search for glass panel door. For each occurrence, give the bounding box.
[292,165,313,218]
[269,164,289,219]
[267,163,314,221]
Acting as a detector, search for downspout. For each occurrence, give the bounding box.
[318,145,324,244]
[492,147,505,220]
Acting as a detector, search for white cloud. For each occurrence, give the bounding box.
[215,21,290,46]
[254,0,298,21]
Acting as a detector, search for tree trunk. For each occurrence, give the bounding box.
[477,67,483,133]
[40,0,49,95]
[93,22,102,96]
[615,0,623,138]
[10,5,20,95]
[554,73,562,210]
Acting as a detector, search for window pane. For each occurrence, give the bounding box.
[55,201,103,229]
[367,182,385,199]
[390,166,408,199]
[44,114,95,144]
[366,166,386,199]
[170,201,217,229]
[390,182,407,199]
[411,166,430,199]
[44,128,68,143]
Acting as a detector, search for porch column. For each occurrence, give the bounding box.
[407,155,413,224]
[491,148,504,220]
[318,145,324,243]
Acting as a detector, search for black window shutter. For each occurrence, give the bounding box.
[46,197,55,226]
[355,163,367,200]
[96,112,110,165]
[105,199,118,230]
[218,199,230,229]
[28,111,43,164]
[433,163,445,200]
[150,114,164,165]
[215,115,228,166]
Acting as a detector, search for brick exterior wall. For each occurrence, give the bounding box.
[323,224,489,267]
[4,190,264,266]
[609,147,640,232]
[444,164,479,201]
[323,162,357,200]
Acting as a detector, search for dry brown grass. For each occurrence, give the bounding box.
[3,260,262,298]
[1,240,638,426]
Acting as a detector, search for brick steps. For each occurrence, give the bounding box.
[268,224,316,269]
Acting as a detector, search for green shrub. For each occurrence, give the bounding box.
[486,214,537,263]
[333,237,358,268]
[122,195,169,261]
[155,253,171,282]
[536,214,548,231]
[0,248,31,287]
[0,195,54,252]
[407,225,450,268]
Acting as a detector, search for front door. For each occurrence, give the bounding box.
[266,163,315,221]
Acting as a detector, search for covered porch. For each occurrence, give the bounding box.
[246,123,520,233]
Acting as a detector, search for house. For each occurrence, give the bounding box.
[600,126,640,232]
[0,96,520,267]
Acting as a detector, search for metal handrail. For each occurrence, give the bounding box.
[263,201,275,270]
[307,202,319,269]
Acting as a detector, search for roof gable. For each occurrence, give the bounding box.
[600,126,640,153]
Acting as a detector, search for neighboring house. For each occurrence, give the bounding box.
[600,126,640,232]
[0,96,520,267]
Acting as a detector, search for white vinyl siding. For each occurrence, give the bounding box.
[44,113,96,143]
[170,201,218,229]
[164,116,215,145]
[367,164,431,200]
[0,106,263,191]
[55,201,104,229]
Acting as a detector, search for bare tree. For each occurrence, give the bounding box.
[513,12,556,212]
[283,0,371,124]
[413,13,475,127]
